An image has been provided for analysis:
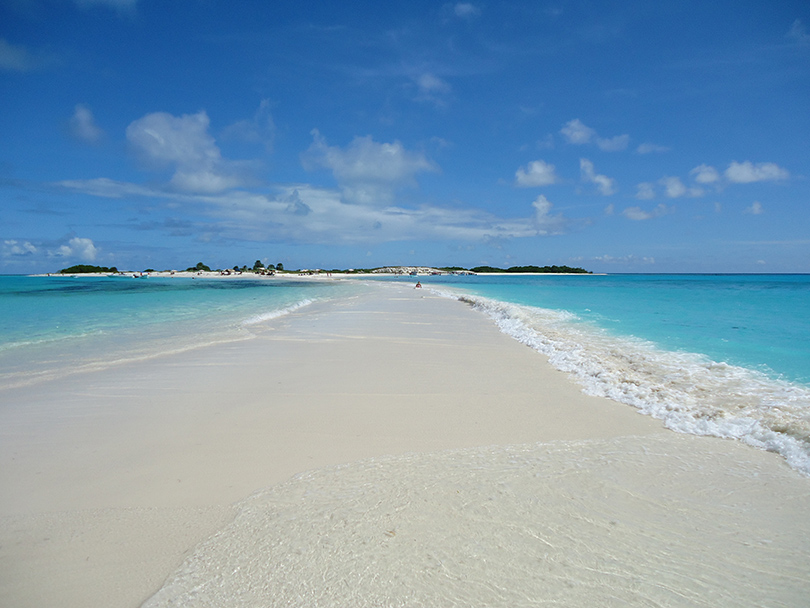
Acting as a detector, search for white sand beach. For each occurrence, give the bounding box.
[1,284,808,607]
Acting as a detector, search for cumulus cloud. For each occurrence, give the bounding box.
[560,119,596,145]
[690,164,720,184]
[54,236,99,261]
[514,160,559,187]
[3,240,38,257]
[597,134,629,152]
[635,182,655,200]
[304,130,438,205]
[580,158,616,195]
[126,110,247,194]
[622,203,671,221]
[561,119,628,151]
[532,195,567,235]
[70,104,103,143]
[636,161,784,201]
[725,161,789,184]
[744,201,764,215]
[659,176,702,198]
[659,176,687,198]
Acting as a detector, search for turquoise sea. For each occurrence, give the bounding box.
[0,274,359,389]
[1,273,809,475]
[410,273,810,475]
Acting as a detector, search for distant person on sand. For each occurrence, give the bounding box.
[415,281,421,289]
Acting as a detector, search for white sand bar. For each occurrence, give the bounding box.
[1,284,808,607]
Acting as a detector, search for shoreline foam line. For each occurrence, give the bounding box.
[0,284,806,608]
[432,287,810,476]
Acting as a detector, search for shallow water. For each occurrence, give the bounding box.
[143,435,810,608]
[0,275,360,388]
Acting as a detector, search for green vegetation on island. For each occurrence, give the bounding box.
[57,261,589,275]
[59,264,118,274]
[469,265,590,274]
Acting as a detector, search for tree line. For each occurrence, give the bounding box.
[59,262,590,275]
[466,265,590,274]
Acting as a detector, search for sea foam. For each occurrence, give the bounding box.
[437,290,810,476]
[241,298,315,325]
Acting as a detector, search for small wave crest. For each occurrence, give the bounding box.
[240,298,316,326]
[0,328,105,353]
[439,290,810,476]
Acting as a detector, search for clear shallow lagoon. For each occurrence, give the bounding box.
[0,274,359,389]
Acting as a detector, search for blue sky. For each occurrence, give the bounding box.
[2,0,808,273]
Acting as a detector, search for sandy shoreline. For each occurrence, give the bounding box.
[1,284,808,606]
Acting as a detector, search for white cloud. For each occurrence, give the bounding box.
[622,203,671,221]
[744,201,764,215]
[604,204,614,215]
[70,104,103,143]
[532,195,566,235]
[414,73,452,105]
[659,176,703,199]
[560,119,595,144]
[725,161,789,184]
[561,119,628,151]
[636,143,670,154]
[126,110,246,194]
[635,182,655,200]
[454,3,481,18]
[659,176,686,198]
[54,237,99,262]
[305,130,437,205]
[56,176,561,246]
[580,158,616,195]
[514,160,559,187]
[597,134,629,152]
[2,240,38,257]
[690,164,720,184]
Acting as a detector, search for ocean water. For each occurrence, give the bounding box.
[406,273,810,476]
[0,274,359,389]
